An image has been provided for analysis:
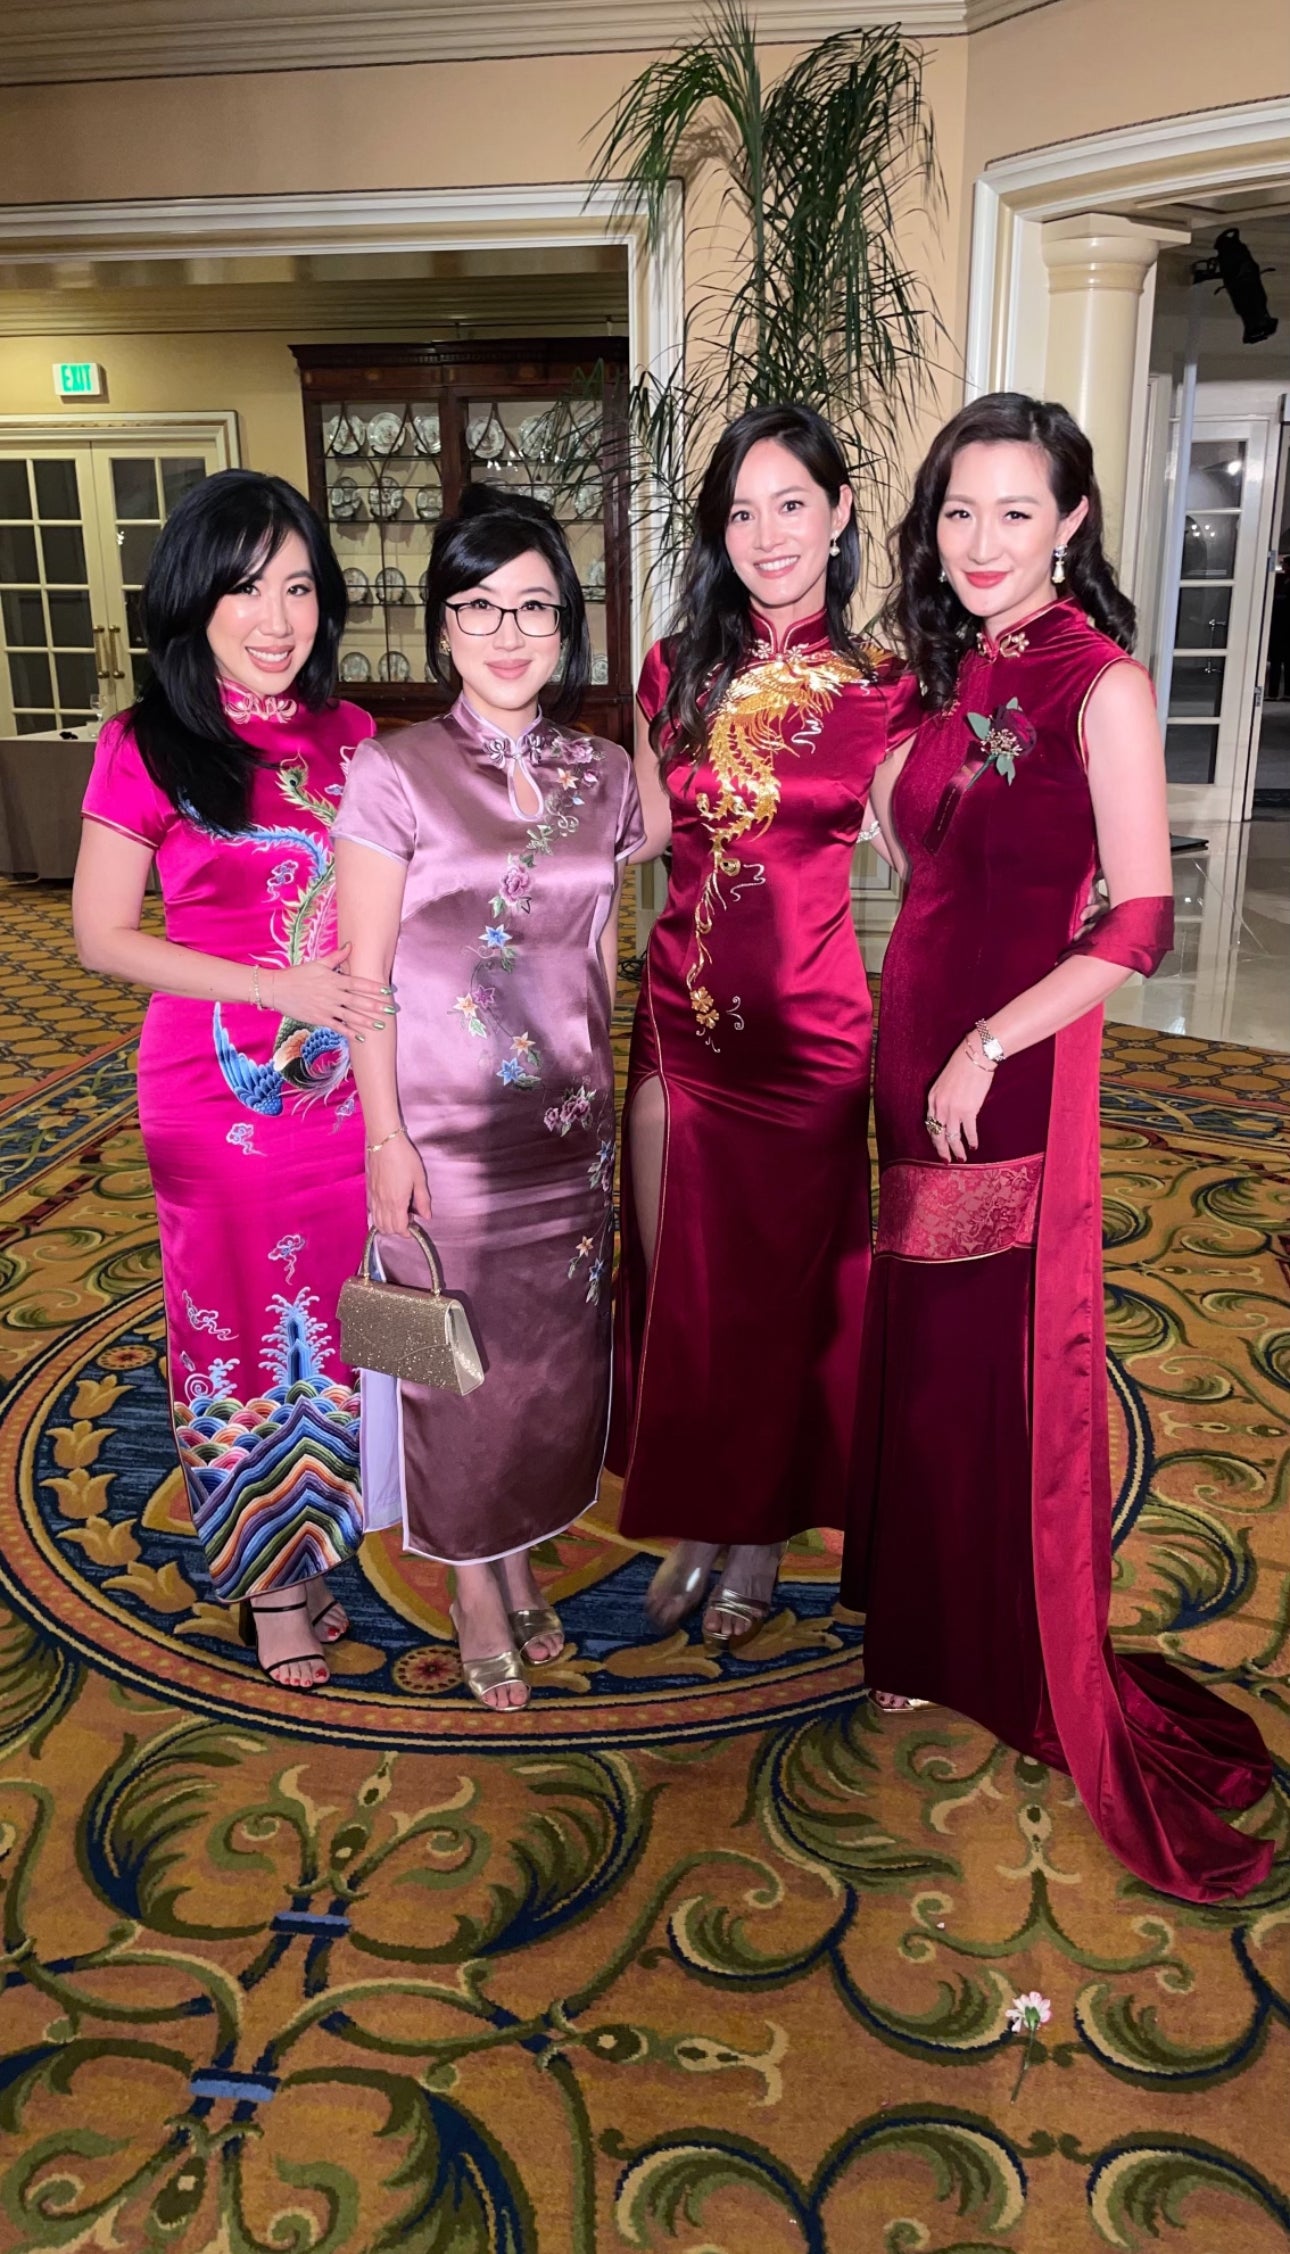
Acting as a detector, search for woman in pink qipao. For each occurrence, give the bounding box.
[75,471,387,1690]
[842,395,1273,1901]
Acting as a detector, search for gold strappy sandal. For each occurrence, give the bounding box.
[449,1603,529,1712]
[703,1544,784,1647]
[507,1606,565,1664]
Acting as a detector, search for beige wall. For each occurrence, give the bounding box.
[0,331,308,483]
[963,0,1289,181]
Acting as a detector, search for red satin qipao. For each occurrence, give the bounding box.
[611,610,918,1543]
[841,599,1272,1902]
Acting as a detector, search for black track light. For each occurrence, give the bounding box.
[1193,227,1278,345]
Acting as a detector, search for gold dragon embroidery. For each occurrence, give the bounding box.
[687,647,866,1044]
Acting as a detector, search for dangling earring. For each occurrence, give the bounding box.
[829,536,840,558]
[938,566,948,584]
[1052,544,1067,586]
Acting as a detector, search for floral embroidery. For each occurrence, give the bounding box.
[877,1155,1044,1262]
[219,684,298,724]
[497,1033,541,1090]
[964,698,1037,787]
[226,1122,259,1157]
[978,626,1029,660]
[687,646,864,1049]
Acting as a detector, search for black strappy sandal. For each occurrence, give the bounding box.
[238,1589,329,1690]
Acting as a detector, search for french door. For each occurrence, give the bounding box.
[1154,390,1280,826]
[0,416,237,735]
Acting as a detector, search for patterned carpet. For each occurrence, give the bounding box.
[1,878,1288,2253]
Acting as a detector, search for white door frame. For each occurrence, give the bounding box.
[965,98,1290,605]
[0,183,685,668]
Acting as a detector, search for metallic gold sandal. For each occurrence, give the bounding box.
[449,1603,529,1712]
[703,1544,784,1647]
[507,1606,565,1664]
[644,1541,719,1633]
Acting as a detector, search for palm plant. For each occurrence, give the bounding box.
[580,2,943,585]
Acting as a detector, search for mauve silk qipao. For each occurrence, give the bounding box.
[335,697,643,1564]
[82,694,371,1605]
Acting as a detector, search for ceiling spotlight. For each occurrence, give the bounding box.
[1194,227,1278,345]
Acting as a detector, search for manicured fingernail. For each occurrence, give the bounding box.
[355,1034,366,1045]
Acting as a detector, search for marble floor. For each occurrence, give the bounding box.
[853,815,1290,1057]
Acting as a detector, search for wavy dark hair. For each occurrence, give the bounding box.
[654,403,867,765]
[425,484,590,724]
[881,391,1136,711]
[127,469,346,832]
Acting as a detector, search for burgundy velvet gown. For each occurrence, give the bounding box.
[611,609,918,1544]
[841,598,1272,1903]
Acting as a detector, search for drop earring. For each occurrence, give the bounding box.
[1052,544,1067,586]
[938,566,948,583]
[829,536,840,558]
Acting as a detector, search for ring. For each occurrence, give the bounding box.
[924,1113,943,1135]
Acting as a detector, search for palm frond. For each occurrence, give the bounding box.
[585,5,944,581]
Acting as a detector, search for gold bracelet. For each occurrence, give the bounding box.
[367,1127,406,1157]
[250,965,263,1010]
[963,1037,996,1074]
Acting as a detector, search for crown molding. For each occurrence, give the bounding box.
[964,0,1061,29]
[0,0,989,87]
[0,276,627,336]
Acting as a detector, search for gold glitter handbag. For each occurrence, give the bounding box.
[338,1225,485,1395]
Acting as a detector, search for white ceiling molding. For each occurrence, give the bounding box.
[0,276,628,336]
[0,0,1000,85]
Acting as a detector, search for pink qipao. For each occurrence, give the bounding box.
[82,690,371,1604]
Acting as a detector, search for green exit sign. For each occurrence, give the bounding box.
[53,361,105,399]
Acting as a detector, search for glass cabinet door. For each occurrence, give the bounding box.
[463,395,609,685]
[90,445,212,706]
[322,399,443,695]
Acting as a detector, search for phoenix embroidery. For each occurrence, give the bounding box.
[687,647,864,1044]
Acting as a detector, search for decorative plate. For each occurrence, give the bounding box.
[368,478,404,521]
[329,475,361,521]
[339,650,372,682]
[378,649,412,683]
[343,567,371,603]
[590,653,609,685]
[518,410,554,461]
[583,557,606,597]
[530,482,556,512]
[365,410,404,456]
[414,484,441,523]
[466,411,505,462]
[418,570,430,606]
[412,411,441,457]
[572,478,603,521]
[375,566,408,605]
[323,412,364,457]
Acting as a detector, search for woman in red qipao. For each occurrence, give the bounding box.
[842,393,1273,1902]
[612,404,919,1641]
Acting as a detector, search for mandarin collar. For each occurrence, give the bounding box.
[451,692,561,763]
[219,679,299,724]
[974,598,1079,663]
[748,605,830,657]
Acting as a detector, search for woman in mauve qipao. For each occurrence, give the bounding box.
[74,471,389,1691]
[611,404,919,1643]
[843,393,1272,1902]
[335,489,642,1712]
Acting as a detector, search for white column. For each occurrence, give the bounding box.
[1042,213,1190,562]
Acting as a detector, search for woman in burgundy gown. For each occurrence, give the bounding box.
[842,393,1272,1901]
[611,405,918,1641]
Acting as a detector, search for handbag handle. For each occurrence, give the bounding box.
[359,1221,445,1296]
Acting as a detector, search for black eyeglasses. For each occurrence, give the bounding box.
[445,597,564,639]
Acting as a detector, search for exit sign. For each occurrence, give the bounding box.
[53,361,105,400]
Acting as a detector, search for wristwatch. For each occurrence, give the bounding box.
[975,1018,1006,1066]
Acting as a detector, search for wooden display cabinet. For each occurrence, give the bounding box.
[292,340,632,746]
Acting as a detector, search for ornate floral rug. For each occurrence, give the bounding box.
[0,883,1287,2252]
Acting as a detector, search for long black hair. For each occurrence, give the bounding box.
[654,403,866,765]
[128,469,346,832]
[425,484,590,724]
[882,391,1136,712]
